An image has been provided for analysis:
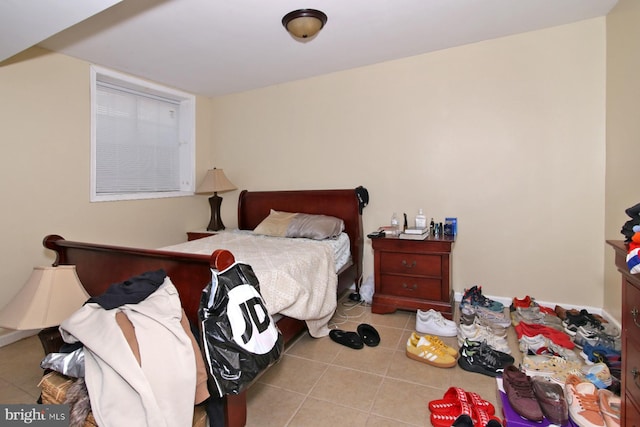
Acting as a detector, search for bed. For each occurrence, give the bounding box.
[42,187,365,427]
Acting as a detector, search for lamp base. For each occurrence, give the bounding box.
[207,193,225,231]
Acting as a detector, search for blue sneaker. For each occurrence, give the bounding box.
[580,342,621,367]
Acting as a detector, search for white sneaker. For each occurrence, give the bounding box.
[457,324,511,353]
[521,354,582,378]
[466,304,511,329]
[458,320,507,339]
[518,334,551,354]
[416,309,457,336]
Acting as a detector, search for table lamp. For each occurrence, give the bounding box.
[196,167,237,231]
[0,265,89,354]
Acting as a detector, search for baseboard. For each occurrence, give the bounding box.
[0,328,38,348]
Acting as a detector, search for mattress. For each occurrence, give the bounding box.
[160,230,350,337]
[162,229,351,271]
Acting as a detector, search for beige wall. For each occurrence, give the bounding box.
[211,18,607,309]
[0,17,615,321]
[0,48,213,313]
[604,0,640,321]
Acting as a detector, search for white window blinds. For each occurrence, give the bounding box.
[91,66,195,202]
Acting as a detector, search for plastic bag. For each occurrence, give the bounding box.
[199,261,283,397]
[40,347,85,378]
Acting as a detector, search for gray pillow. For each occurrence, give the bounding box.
[253,210,344,240]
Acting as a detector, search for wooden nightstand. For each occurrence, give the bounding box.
[186,230,216,241]
[371,234,455,319]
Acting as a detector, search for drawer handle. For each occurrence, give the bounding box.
[402,283,418,291]
[401,260,417,269]
[633,368,640,389]
[632,307,640,328]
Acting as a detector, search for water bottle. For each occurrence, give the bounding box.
[391,212,399,235]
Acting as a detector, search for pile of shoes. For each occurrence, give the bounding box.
[555,305,621,358]
[520,354,615,389]
[512,296,576,357]
[552,304,623,391]
[456,286,513,377]
[428,387,502,427]
[499,364,621,427]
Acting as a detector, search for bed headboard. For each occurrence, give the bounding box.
[237,188,364,288]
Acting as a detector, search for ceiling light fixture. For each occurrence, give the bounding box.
[282,9,328,40]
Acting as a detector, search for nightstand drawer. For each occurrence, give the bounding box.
[379,252,442,277]
[379,275,442,300]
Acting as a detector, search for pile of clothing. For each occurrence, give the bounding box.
[41,270,209,427]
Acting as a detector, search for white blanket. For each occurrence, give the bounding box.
[161,231,338,337]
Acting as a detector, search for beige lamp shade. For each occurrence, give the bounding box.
[196,168,237,194]
[0,266,89,330]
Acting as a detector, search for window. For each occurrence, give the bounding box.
[90,65,195,202]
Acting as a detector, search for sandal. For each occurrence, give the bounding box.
[357,323,380,347]
[329,329,363,349]
[430,400,474,427]
[429,388,495,415]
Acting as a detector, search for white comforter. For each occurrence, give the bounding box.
[161,231,338,337]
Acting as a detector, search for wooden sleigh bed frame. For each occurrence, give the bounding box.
[42,188,365,427]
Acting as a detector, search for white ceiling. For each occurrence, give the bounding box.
[0,0,122,62]
[3,0,618,97]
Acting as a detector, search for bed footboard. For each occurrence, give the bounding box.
[43,235,248,427]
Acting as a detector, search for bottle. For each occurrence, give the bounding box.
[391,212,399,235]
[415,209,427,229]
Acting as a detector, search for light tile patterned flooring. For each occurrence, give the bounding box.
[0,298,523,426]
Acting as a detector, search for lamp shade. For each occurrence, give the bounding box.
[196,168,236,194]
[0,266,89,330]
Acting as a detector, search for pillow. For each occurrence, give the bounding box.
[253,210,297,237]
[253,210,344,240]
[287,213,345,240]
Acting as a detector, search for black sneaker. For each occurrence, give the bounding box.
[563,309,602,335]
[458,344,505,377]
[461,339,514,365]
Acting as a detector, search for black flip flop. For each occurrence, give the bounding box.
[329,329,364,349]
[357,323,380,347]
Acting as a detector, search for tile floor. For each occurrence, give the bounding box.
[0,298,523,426]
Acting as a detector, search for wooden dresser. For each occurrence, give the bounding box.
[608,240,640,425]
[371,235,455,319]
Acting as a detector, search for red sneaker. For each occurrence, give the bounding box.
[512,295,533,309]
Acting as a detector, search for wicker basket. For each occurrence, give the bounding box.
[39,372,98,426]
[39,371,207,427]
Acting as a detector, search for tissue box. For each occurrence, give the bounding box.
[444,217,457,236]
